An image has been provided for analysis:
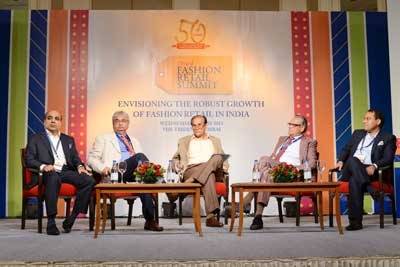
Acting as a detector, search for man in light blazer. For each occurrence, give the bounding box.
[87,110,163,231]
[335,109,396,231]
[26,110,95,235]
[171,115,229,227]
[249,115,317,230]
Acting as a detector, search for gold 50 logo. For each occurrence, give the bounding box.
[172,19,209,49]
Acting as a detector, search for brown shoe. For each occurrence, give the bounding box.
[144,220,164,231]
[206,216,223,227]
[166,193,179,202]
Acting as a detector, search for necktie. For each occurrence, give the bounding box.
[120,135,135,156]
[274,137,294,161]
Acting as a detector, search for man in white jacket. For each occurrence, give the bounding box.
[88,110,163,231]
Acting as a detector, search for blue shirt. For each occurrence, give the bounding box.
[116,134,132,162]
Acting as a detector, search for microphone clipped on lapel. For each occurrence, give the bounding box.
[69,143,73,149]
[377,141,384,146]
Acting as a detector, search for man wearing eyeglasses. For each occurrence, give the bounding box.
[25,110,95,235]
[87,110,163,231]
[248,115,317,230]
[335,109,396,231]
[169,115,229,227]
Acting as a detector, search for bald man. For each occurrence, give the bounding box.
[26,110,95,235]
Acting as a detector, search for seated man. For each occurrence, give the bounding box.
[249,115,317,230]
[87,110,163,231]
[335,109,396,231]
[26,110,95,235]
[170,115,229,227]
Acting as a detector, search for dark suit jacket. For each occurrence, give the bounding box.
[338,129,396,181]
[25,132,83,187]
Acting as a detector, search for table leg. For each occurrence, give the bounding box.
[101,194,108,233]
[238,188,244,236]
[195,188,203,237]
[192,192,199,233]
[94,189,101,238]
[318,191,324,230]
[334,188,343,234]
[229,188,236,232]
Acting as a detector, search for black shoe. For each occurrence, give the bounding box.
[345,222,363,231]
[62,220,73,233]
[250,215,263,230]
[369,190,381,201]
[46,223,60,235]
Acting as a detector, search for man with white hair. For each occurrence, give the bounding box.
[88,110,163,231]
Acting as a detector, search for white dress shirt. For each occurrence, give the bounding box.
[353,132,377,165]
[187,135,215,165]
[45,129,67,172]
[279,135,302,166]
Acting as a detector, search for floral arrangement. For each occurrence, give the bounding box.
[269,163,301,183]
[134,162,165,184]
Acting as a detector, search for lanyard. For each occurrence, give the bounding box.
[279,136,302,151]
[359,135,375,152]
[47,135,62,159]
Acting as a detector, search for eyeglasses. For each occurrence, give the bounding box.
[113,119,129,123]
[288,123,301,127]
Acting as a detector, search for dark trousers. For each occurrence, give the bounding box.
[341,157,377,223]
[122,153,155,221]
[43,170,95,217]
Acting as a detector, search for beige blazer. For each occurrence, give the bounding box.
[172,135,229,173]
[268,135,317,169]
[87,133,143,173]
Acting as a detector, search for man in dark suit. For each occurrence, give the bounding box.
[26,110,95,235]
[336,109,396,231]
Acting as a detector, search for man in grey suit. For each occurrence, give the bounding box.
[249,115,317,230]
[170,115,229,227]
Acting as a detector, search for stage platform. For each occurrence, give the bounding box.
[0,215,400,266]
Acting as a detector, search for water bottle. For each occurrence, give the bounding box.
[110,160,118,183]
[252,160,260,183]
[166,160,174,183]
[303,160,312,182]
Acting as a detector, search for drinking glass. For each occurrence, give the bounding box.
[118,161,127,183]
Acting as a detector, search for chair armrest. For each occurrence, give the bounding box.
[377,165,392,185]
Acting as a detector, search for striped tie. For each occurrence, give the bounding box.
[119,135,135,156]
[274,137,294,161]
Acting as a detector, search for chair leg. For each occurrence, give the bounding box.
[89,196,95,231]
[379,191,384,229]
[276,197,284,223]
[21,197,27,230]
[127,199,134,226]
[154,195,159,224]
[295,194,300,227]
[65,198,71,218]
[328,192,334,227]
[178,195,183,225]
[110,197,116,230]
[38,198,43,233]
[312,195,318,224]
[217,196,221,222]
[224,198,228,225]
[391,195,397,225]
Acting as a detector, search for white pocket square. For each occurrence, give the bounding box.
[69,143,73,149]
[377,141,384,146]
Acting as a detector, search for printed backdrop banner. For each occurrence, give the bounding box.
[87,11,294,186]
